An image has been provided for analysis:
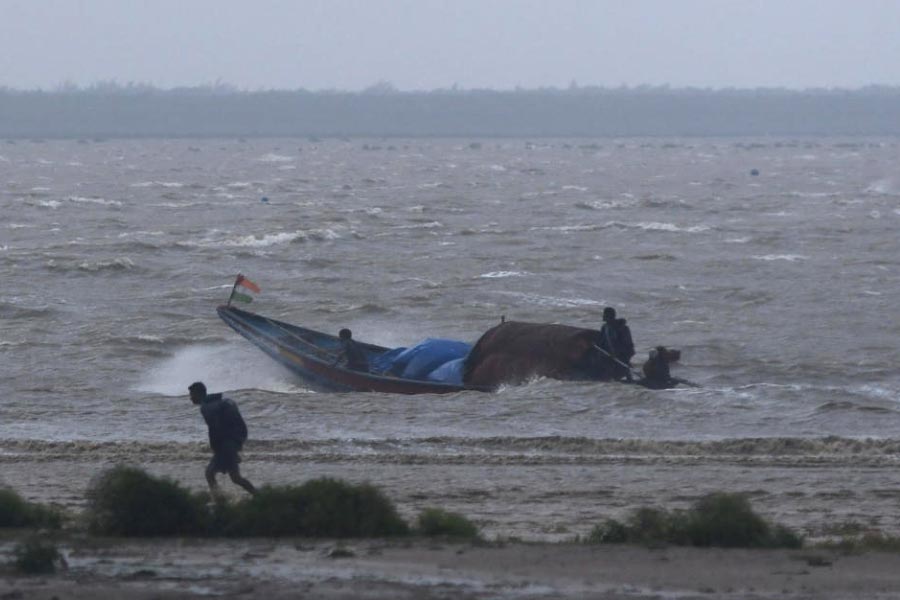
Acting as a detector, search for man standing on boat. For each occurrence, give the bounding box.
[189,381,256,496]
[598,307,635,381]
[333,328,369,372]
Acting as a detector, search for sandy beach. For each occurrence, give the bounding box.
[3,535,900,599]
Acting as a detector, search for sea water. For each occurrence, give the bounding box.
[2,138,899,540]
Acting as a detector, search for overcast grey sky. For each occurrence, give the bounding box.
[2,0,899,91]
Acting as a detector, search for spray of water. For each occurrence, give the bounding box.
[133,343,308,396]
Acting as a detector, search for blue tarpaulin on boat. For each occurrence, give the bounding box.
[371,339,471,381]
[426,357,466,385]
[370,347,408,374]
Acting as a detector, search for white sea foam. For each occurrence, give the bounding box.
[612,221,710,233]
[865,178,895,194]
[66,195,123,206]
[530,224,598,233]
[725,237,751,243]
[77,257,135,271]
[561,185,588,192]
[117,231,164,238]
[133,343,308,396]
[393,221,443,229]
[479,271,528,279]
[183,229,340,249]
[575,199,631,210]
[495,291,603,308]
[223,232,308,247]
[136,334,165,343]
[130,181,184,188]
[257,153,294,163]
[751,254,809,261]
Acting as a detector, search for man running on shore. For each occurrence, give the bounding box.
[189,381,256,496]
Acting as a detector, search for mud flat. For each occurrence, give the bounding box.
[3,535,900,600]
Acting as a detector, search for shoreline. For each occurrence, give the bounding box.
[3,534,900,599]
[5,451,900,543]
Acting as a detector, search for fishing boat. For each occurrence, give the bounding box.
[217,275,689,393]
[217,304,486,394]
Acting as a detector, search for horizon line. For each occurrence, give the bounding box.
[3,81,900,95]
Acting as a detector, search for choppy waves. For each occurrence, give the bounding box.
[3,436,900,468]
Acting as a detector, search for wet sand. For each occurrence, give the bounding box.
[5,447,900,598]
[5,446,900,542]
[3,536,900,599]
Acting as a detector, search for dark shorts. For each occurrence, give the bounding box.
[207,446,241,474]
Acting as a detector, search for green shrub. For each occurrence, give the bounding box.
[588,492,803,549]
[416,508,479,539]
[683,493,771,547]
[768,524,804,550]
[0,488,62,529]
[13,538,63,574]
[628,507,680,544]
[226,478,409,537]
[85,466,206,536]
[587,518,629,544]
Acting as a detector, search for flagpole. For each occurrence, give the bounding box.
[227,274,242,306]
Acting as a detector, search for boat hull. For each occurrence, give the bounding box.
[217,305,480,394]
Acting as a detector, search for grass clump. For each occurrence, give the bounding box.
[82,467,426,539]
[85,466,206,536]
[0,488,62,529]
[12,537,63,574]
[226,478,409,538]
[588,492,803,549]
[416,507,480,539]
[819,531,900,554]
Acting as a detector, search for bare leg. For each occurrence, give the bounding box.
[228,467,257,495]
[205,462,220,495]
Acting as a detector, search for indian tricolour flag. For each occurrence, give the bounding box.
[228,274,261,304]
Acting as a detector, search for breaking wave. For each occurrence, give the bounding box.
[177,229,341,249]
[751,254,809,262]
[66,195,123,206]
[4,436,899,467]
[45,257,137,272]
[133,343,307,397]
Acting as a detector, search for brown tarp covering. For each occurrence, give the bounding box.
[463,321,610,389]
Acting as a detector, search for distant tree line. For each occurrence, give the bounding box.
[2,83,899,138]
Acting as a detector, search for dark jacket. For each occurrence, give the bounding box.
[599,318,635,363]
[335,339,369,372]
[642,351,672,385]
[200,393,248,453]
